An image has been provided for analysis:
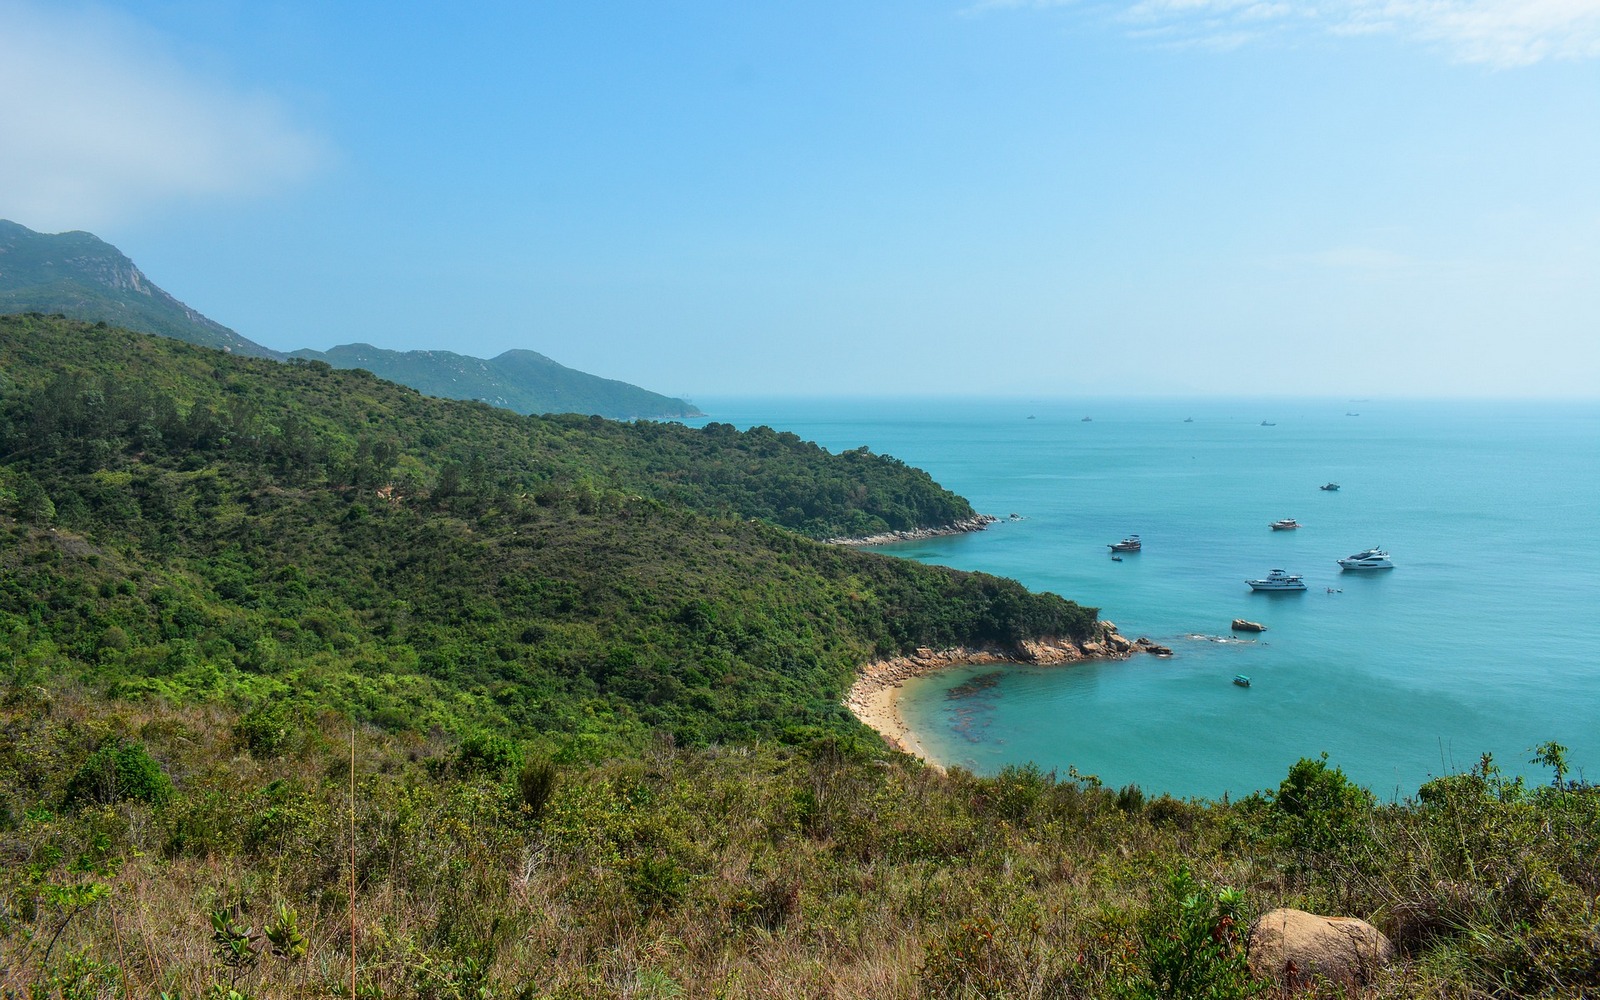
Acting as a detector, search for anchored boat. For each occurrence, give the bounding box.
[1338,546,1394,570]
[1247,569,1306,592]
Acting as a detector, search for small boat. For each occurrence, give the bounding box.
[1183,417,1194,423]
[1338,546,1394,570]
[1230,619,1267,632]
[1268,518,1300,531]
[1233,675,1252,688]
[1110,555,1123,562]
[1261,420,1276,426]
[1108,534,1142,552]
[1319,483,1340,491]
[1081,416,1093,422]
[1247,569,1307,592]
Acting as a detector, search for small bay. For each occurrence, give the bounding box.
[693,396,1600,800]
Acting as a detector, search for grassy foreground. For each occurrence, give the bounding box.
[3,688,1597,999]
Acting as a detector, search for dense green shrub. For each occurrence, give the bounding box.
[1121,867,1261,1000]
[62,739,171,807]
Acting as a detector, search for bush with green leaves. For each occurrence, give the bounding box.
[1120,866,1261,1000]
[62,739,172,808]
[1268,753,1374,882]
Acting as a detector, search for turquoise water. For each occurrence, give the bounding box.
[691,397,1600,801]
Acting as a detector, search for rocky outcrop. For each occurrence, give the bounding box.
[826,514,998,546]
[846,621,1153,703]
[1247,908,1396,989]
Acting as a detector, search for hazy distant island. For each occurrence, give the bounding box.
[0,219,698,419]
[291,342,702,419]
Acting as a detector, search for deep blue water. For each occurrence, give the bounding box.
[689,397,1600,801]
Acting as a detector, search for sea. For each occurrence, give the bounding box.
[687,397,1600,802]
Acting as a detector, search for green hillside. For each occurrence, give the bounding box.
[0,313,1088,746]
[292,343,702,418]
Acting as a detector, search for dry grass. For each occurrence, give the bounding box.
[3,693,1597,999]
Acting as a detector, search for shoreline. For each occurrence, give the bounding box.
[845,627,1163,769]
[824,513,998,546]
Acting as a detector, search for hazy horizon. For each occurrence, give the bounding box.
[3,1,1596,400]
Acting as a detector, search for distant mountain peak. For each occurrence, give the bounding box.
[0,219,282,359]
[2,219,702,420]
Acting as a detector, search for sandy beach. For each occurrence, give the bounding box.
[844,629,1150,770]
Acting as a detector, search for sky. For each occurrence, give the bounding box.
[2,0,1598,400]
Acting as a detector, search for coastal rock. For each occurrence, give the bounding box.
[1134,638,1173,656]
[843,625,1143,767]
[1016,637,1085,663]
[825,514,999,546]
[1247,908,1396,989]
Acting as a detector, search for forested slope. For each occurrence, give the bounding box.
[0,313,1093,747]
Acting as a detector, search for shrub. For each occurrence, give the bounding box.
[1122,866,1261,1000]
[516,754,557,820]
[233,701,296,757]
[455,730,517,776]
[62,740,172,808]
[1270,754,1373,877]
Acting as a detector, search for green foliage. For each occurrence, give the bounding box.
[62,739,172,808]
[1120,867,1260,1000]
[456,730,518,776]
[1268,753,1374,879]
[263,903,307,961]
[210,906,259,978]
[232,701,296,757]
[515,754,558,820]
[1529,739,1570,789]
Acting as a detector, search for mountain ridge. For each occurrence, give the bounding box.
[0,219,285,360]
[0,220,700,419]
[290,341,702,419]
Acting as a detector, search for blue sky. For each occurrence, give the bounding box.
[3,1,1597,399]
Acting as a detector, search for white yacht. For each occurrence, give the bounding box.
[1338,547,1394,570]
[1269,518,1300,531]
[1247,569,1307,591]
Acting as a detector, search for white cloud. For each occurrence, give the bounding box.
[974,0,1600,66]
[0,1,328,230]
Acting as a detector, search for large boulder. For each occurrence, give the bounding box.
[1247,908,1396,988]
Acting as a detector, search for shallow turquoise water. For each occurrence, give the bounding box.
[692,397,1600,800]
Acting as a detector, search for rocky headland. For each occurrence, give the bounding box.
[825,513,999,546]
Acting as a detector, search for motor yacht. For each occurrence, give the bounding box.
[1269,518,1300,530]
[1247,569,1306,591]
[1108,534,1142,552]
[1338,547,1394,570]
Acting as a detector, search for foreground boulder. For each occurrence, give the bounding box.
[1247,908,1396,988]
